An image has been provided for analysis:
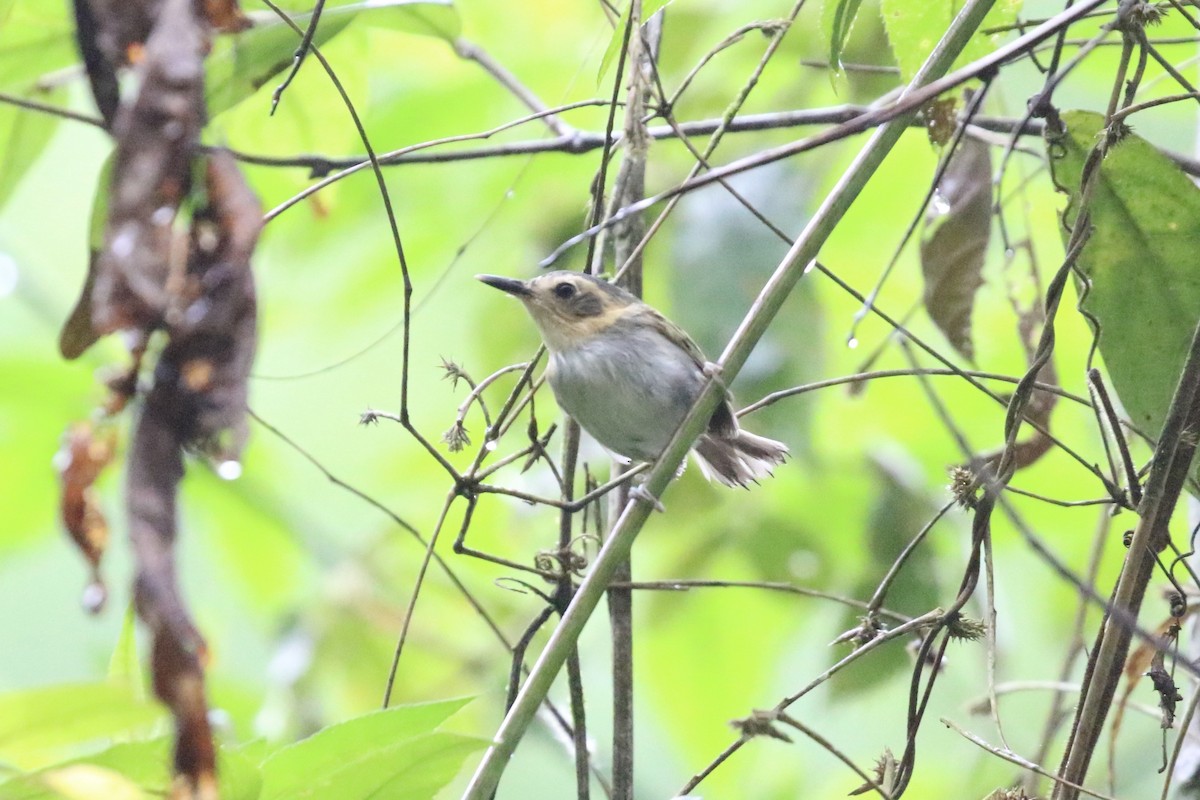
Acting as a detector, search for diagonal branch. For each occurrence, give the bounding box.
[460,0,1005,795]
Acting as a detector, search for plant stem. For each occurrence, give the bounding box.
[460,1,1001,796]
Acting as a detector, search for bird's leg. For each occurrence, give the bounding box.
[629,481,665,513]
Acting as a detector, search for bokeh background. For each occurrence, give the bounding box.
[3,0,1199,796]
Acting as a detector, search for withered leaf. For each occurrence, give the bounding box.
[202,0,252,32]
[920,136,993,362]
[924,96,958,148]
[56,422,117,612]
[153,149,260,456]
[91,0,206,337]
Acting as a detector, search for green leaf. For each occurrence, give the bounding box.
[0,3,76,92]
[920,136,992,361]
[879,0,1022,81]
[0,683,165,770]
[597,0,675,84]
[1049,111,1200,467]
[105,604,144,696]
[351,0,460,39]
[0,86,64,210]
[207,1,460,116]
[0,736,262,800]
[59,151,113,360]
[0,764,147,800]
[827,0,865,73]
[259,698,482,800]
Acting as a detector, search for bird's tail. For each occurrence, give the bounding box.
[693,430,788,488]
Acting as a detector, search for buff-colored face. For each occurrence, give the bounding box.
[477,271,635,351]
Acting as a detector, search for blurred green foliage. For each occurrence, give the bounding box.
[1,0,1198,797]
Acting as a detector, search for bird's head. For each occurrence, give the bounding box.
[476,271,636,351]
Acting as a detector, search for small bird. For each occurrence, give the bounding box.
[477,271,788,487]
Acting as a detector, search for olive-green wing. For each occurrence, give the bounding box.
[639,306,739,437]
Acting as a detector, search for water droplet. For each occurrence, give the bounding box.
[151,205,174,226]
[931,192,951,215]
[81,581,107,614]
[803,260,816,274]
[485,440,498,452]
[185,298,210,326]
[112,227,136,258]
[847,337,859,350]
[217,460,242,480]
[0,252,18,298]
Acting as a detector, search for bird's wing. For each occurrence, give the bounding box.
[637,306,739,437]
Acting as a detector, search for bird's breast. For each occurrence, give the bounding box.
[546,326,703,462]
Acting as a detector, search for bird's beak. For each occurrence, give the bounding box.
[476,274,533,298]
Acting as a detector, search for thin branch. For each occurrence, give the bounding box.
[678,611,944,794]
[943,718,1119,800]
[461,2,1007,795]
[453,37,575,137]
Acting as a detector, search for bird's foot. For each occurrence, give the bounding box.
[630,483,665,513]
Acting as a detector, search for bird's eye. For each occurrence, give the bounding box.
[553,282,576,299]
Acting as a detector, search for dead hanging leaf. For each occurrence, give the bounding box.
[56,422,117,613]
[156,148,261,457]
[201,0,252,32]
[1110,613,1187,769]
[122,148,259,800]
[919,136,993,362]
[90,0,206,337]
[75,0,259,796]
[924,96,959,147]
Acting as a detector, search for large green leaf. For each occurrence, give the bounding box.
[1049,110,1200,456]
[920,136,992,361]
[207,1,460,116]
[0,736,262,800]
[596,0,675,84]
[58,151,112,360]
[0,3,76,92]
[0,683,164,770]
[879,0,1022,81]
[105,604,144,696]
[0,86,64,211]
[259,698,483,800]
[826,0,866,74]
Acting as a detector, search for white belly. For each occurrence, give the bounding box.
[547,329,703,462]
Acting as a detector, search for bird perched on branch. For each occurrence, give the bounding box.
[477,271,788,488]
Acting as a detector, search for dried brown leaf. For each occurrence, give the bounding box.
[201,0,252,32]
[1110,616,1181,768]
[91,0,206,336]
[56,422,117,612]
[155,149,260,456]
[924,96,958,147]
[59,251,103,359]
[920,137,993,361]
